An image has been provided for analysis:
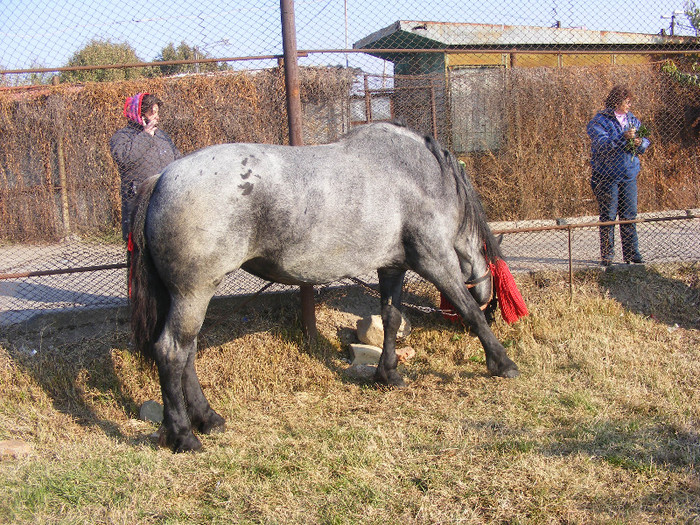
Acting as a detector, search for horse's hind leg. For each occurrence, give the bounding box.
[375,268,406,387]
[154,294,213,452]
[154,332,201,452]
[182,345,225,434]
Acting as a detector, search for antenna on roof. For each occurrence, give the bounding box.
[661,10,685,36]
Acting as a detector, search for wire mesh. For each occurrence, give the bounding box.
[1,0,699,325]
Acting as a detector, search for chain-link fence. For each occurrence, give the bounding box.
[2,0,700,326]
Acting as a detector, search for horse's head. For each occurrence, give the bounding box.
[422,135,503,314]
[461,234,503,312]
[462,253,492,312]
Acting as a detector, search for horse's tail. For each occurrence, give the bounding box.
[129,175,169,362]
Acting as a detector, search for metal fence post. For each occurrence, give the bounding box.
[280,0,317,341]
[57,129,71,237]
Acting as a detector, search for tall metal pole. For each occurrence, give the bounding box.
[280,0,317,341]
[344,0,349,68]
[57,133,71,236]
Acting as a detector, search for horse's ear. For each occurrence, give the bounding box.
[496,234,504,245]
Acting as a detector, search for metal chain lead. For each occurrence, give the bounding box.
[347,276,445,315]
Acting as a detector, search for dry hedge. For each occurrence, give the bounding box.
[0,63,698,242]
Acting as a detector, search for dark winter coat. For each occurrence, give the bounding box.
[110,122,181,240]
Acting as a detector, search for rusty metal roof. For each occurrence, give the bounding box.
[354,20,695,50]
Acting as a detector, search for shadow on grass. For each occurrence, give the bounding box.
[201,289,355,375]
[596,263,700,330]
[469,413,700,516]
[1,280,499,445]
[545,416,700,471]
[200,284,476,388]
[3,306,140,443]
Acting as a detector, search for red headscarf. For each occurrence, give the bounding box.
[123,93,149,125]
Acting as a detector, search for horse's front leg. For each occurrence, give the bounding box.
[182,341,226,435]
[446,287,519,378]
[154,329,202,453]
[412,249,519,378]
[375,269,406,387]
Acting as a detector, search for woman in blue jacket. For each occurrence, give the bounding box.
[587,85,650,266]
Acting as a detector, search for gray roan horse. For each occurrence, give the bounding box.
[130,121,519,452]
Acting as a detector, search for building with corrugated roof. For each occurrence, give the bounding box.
[353,21,698,152]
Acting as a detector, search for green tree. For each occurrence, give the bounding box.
[60,39,150,83]
[155,41,228,76]
[685,1,700,35]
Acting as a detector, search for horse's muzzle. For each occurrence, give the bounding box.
[466,268,493,311]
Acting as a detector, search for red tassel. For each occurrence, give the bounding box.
[440,259,528,325]
[489,259,528,324]
[440,292,461,323]
[127,232,134,299]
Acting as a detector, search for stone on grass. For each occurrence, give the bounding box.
[344,364,377,380]
[356,314,411,347]
[0,439,33,460]
[396,346,416,363]
[350,343,382,365]
[350,343,416,366]
[140,400,164,424]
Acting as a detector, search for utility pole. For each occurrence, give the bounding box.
[661,10,685,36]
[280,0,317,342]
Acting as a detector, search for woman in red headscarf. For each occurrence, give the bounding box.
[110,93,181,241]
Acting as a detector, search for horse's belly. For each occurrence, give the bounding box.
[242,247,401,285]
[242,258,313,285]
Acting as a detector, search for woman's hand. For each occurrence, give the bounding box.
[143,118,158,136]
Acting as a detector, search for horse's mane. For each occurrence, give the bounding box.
[346,120,502,263]
[418,127,504,265]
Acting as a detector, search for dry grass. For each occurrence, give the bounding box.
[1,264,699,524]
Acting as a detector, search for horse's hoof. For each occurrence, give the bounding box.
[174,432,202,453]
[489,364,520,378]
[487,358,520,379]
[200,414,226,434]
[204,421,227,435]
[161,430,202,453]
[499,367,520,379]
[195,411,226,435]
[374,370,407,389]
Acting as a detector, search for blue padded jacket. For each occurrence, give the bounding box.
[586,108,650,182]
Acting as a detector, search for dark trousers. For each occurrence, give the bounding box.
[591,175,641,262]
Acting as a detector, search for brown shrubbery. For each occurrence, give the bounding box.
[0,68,353,242]
[0,62,698,242]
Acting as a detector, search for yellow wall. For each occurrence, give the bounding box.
[446,53,507,67]
[446,52,652,68]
